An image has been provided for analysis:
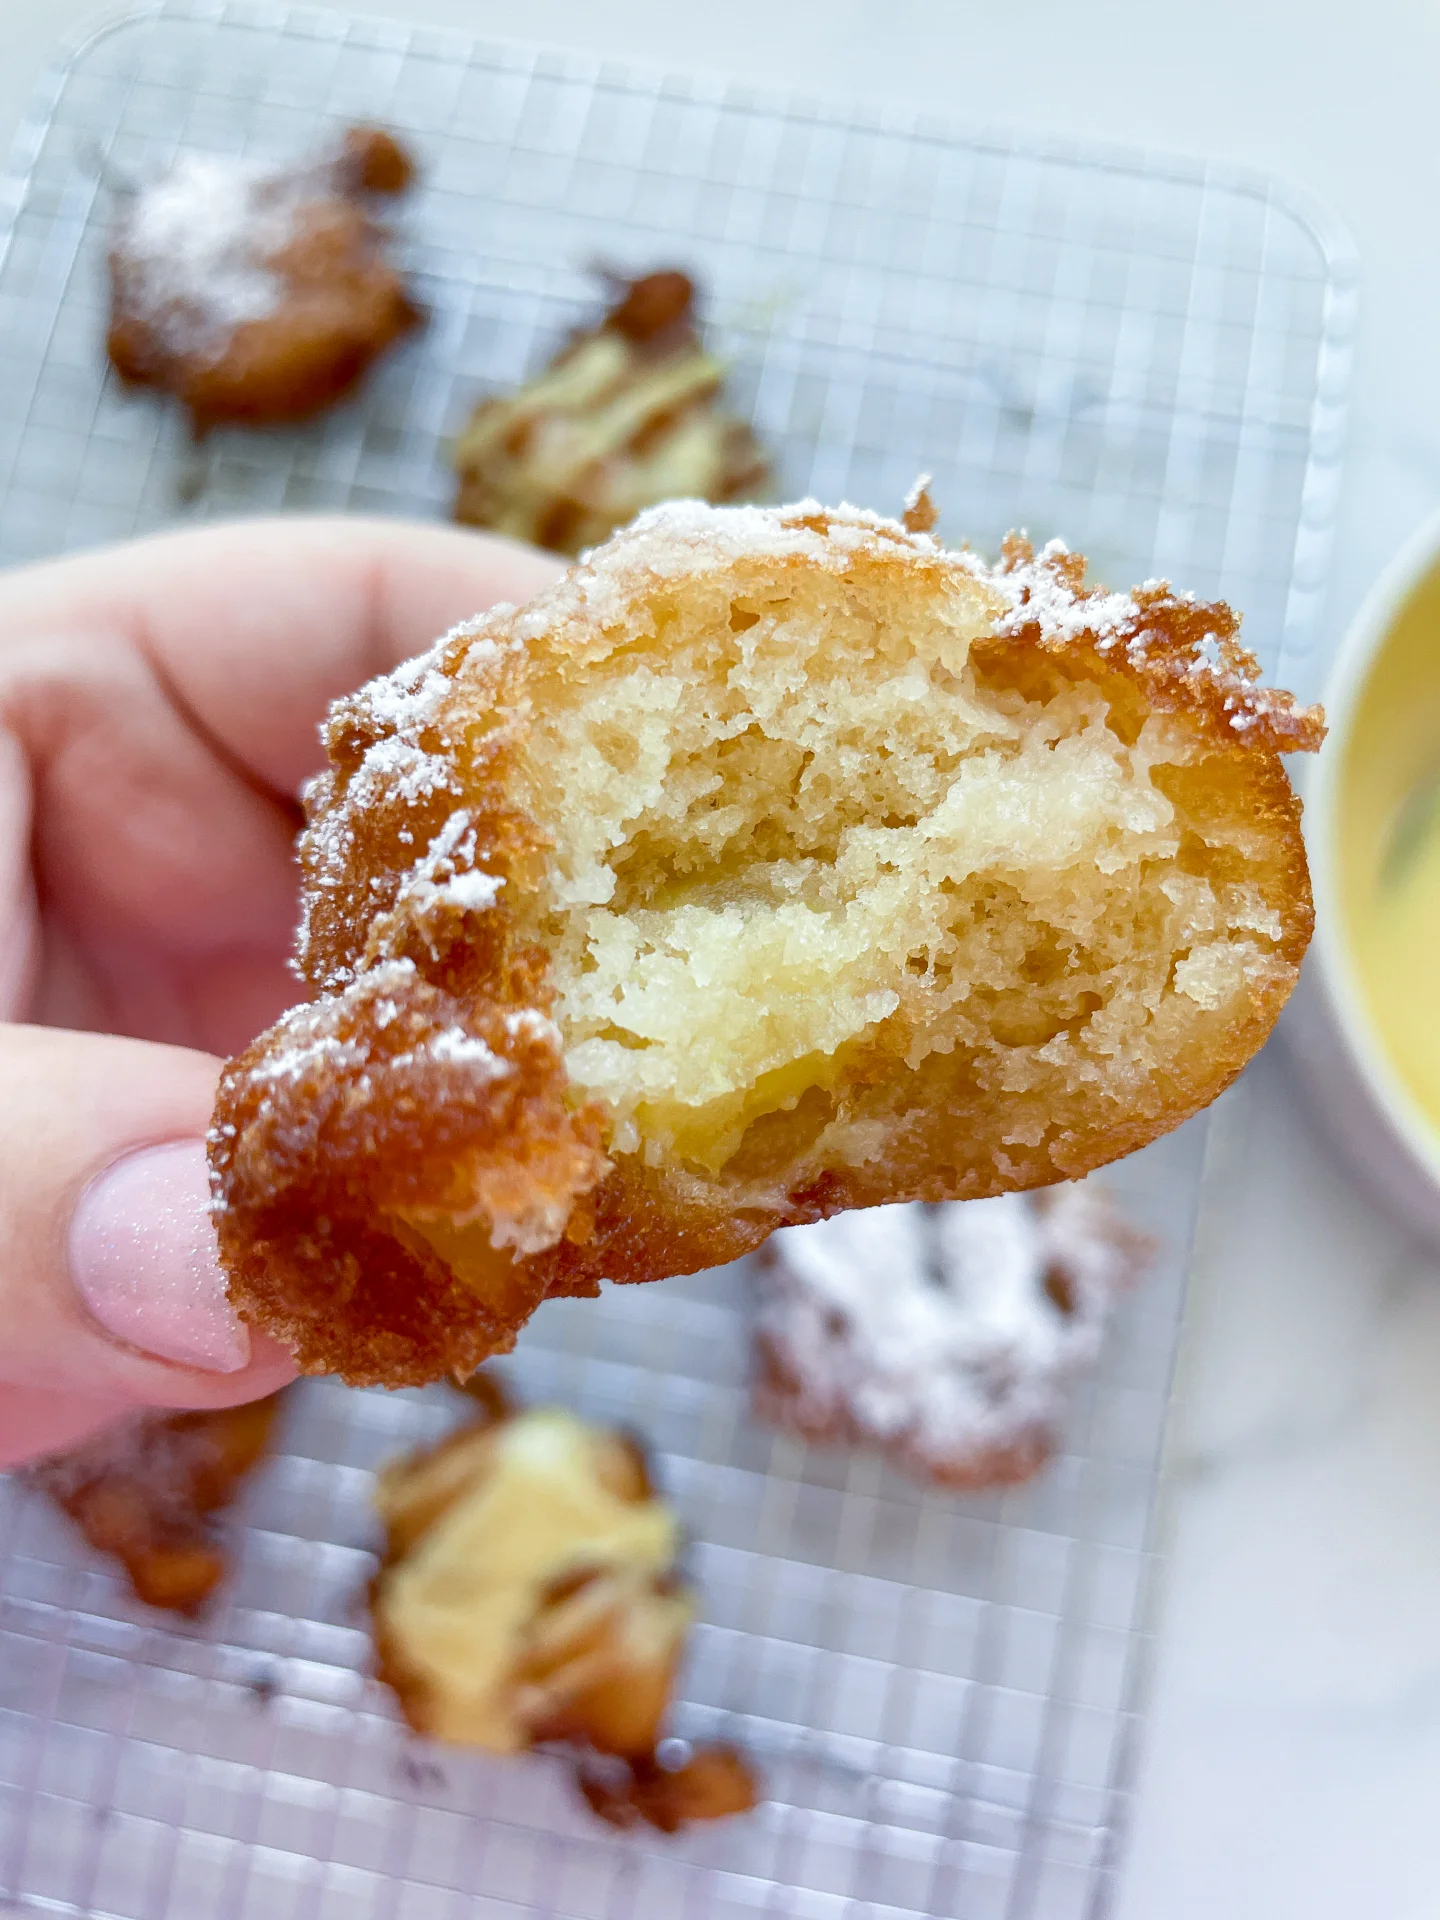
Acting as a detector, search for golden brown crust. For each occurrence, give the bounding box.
[107,126,419,434]
[212,501,1321,1386]
[32,1394,282,1613]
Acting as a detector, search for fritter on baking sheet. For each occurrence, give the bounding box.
[371,1393,757,1831]
[451,269,769,554]
[753,1184,1150,1489]
[107,125,419,434]
[31,1393,282,1613]
[210,495,1321,1386]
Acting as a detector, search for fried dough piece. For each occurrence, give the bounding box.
[371,1399,756,1828]
[373,1406,687,1755]
[211,499,1322,1385]
[753,1184,1149,1488]
[452,269,769,554]
[107,124,419,433]
[576,1743,758,1832]
[31,1395,282,1613]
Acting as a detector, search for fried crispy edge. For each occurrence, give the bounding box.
[210,969,609,1385]
[213,512,1321,1385]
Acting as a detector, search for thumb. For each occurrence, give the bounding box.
[0,1024,296,1417]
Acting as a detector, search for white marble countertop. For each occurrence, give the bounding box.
[4,2,1439,1913]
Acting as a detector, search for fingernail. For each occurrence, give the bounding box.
[69,1140,250,1372]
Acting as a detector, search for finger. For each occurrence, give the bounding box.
[13,614,303,1035]
[0,515,565,798]
[0,1024,296,1443]
[0,1385,137,1468]
[0,726,37,1020]
[2,519,565,1051]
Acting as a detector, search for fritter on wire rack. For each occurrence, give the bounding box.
[107,125,419,433]
[210,493,1321,1386]
[31,1393,283,1613]
[753,1183,1150,1489]
[371,1392,756,1831]
[451,268,769,554]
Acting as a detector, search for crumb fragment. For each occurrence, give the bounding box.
[901,474,938,534]
[576,1742,758,1832]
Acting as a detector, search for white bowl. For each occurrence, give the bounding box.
[1285,505,1440,1245]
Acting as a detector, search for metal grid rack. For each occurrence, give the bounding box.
[0,5,1355,1917]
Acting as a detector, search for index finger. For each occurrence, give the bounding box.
[0,517,565,796]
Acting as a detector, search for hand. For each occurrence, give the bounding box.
[0,516,563,1465]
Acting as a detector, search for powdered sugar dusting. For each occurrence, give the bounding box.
[298,642,472,986]
[504,1007,561,1046]
[112,154,317,361]
[245,1028,370,1087]
[407,1026,511,1078]
[356,647,456,735]
[212,955,520,1157]
[755,1186,1146,1474]
[977,537,1142,645]
[391,810,505,954]
[493,500,1317,749]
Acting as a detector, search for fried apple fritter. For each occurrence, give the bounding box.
[32,1394,282,1613]
[211,498,1321,1385]
[107,124,419,433]
[752,1183,1150,1489]
[371,1397,757,1830]
[452,268,769,554]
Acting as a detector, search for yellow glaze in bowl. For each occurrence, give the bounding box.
[1288,507,1440,1243]
[1337,563,1440,1140]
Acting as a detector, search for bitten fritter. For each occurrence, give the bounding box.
[752,1184,1149,1489]
[107,125,419,433]
[31,1394,282,1613]
[210,497,1322,1386]
[371,1396,757,1830]
[451,269,769,554]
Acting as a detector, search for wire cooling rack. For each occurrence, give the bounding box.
[0,5,1355,1917]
